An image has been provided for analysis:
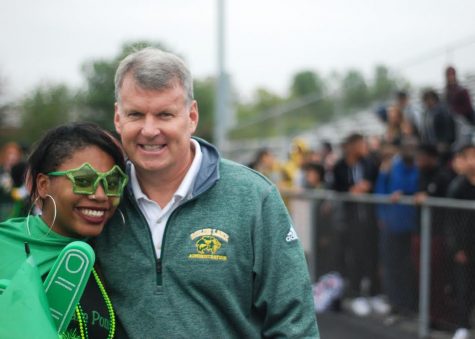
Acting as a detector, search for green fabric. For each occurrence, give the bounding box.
[0,216,78,280]
[0,254,58,339]
[96,155,319,338]
[0,216,89,337]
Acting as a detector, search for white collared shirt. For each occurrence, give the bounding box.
[130,139,202,258]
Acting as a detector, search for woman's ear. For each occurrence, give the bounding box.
[36,173,50,198]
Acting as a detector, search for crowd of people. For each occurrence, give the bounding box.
[249,66,475,339]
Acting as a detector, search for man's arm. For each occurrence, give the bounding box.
[252,185,319,338]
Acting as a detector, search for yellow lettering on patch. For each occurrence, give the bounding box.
[188,254,228,261]
[191,228,229,242]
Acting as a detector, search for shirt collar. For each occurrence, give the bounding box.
[129,139,203,203]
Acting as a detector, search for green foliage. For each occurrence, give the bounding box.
[230,88,285,139]
[230,65,403,140]
[341,69,370,111]
[19,83,76,144]
[230,74,335,140]
[252,88,285,114]
[370,65,399,101]
[193,77,215,142]
[290,70,325,98]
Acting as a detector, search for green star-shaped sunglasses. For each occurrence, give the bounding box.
[48,163,128,197]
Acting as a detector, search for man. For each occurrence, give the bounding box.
[420,89,456,164]
[445,66,475,125]
[375,137,419,321]
[395,90,420,137]
[94,48,319,338]
[446,143,475,339]
[332,133,379,316]
[413,144,453,328]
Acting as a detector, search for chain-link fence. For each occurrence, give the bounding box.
[282,188,475,338]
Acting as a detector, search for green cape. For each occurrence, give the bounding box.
[0,216,91,337]
[0,216,78,279]
[0,255,58,338]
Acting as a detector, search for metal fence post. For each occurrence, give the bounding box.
[308,199,319,282]
[418,205,432,338]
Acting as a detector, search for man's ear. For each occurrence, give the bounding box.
[189,100,199,134]
[36,173,50,198]
[114,102,122,135]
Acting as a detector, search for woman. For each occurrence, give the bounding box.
[0,122,128,338]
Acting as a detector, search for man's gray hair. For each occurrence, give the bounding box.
[114,47,194,104]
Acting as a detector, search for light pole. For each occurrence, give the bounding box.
[214,0,229,153]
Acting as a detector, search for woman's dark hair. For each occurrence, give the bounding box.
[27,122,126,203]
[302,162,325,183]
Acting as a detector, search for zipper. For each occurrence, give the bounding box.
[157,198,192,286]
[126,192,161,284]
[128,190,199,287]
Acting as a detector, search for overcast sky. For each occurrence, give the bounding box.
[1,0,475,102]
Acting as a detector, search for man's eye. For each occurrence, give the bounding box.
[159,112,173,118]
[127,112,142,118]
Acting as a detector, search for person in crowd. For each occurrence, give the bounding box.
[320,140,336,187]
[420,89,456,164]
[413,144,454,329]
[302,162,326,189]
[448,146,469,191]
[375,136,420,322]
[248,148,281,183]
[332,133,380,316]
[302,162,337,278]
[383,103,418,146]
[366,135,385,169]
[383,105,404,145]
[395,90,420,137]
[8,160,29,218]
[0,142,23,219]
[94,47,319,338]
[445,66,475,125]
[280,138,309,189]
[0,122,129,338]
[446,142,475,339]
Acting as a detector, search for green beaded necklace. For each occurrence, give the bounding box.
[74,268,116,339]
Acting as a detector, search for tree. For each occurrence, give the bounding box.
[341,70,370,110]
[230,88,286,139]
[290,70,325,98]
[370,65,399,101]
[288,70,332,129]
[20,83,76,144]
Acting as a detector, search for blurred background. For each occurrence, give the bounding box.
[1,1,475,338]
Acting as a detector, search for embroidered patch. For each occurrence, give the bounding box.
[189,228,229,261]
[286,225,299,242]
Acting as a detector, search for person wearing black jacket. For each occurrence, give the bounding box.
[332,133,379,315]
[414,144,454,329]
[420,90,456,165]
[446,143,475,339]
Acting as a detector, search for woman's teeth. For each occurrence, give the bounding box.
[80,209,105,217]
